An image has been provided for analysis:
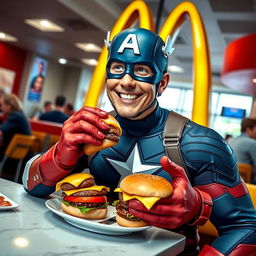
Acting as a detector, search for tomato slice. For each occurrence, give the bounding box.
[64,196,107,203]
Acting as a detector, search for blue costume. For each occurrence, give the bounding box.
[23,28,256,255]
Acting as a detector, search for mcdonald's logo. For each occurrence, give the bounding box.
[84,0,211,126]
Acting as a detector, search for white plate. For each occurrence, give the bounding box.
[0,192,19,210]
[45,198,150,235]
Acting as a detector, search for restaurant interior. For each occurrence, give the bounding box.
[1,0,256,255]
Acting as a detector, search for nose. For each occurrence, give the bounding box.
[120,74,136,89]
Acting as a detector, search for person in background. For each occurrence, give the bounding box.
[64,103,75,117]
[32,100,53,121]
[229,118,256,182]
[22,28,256,255]
[224,134,233,142]
[39,95,68,124]
[0,88,6,123]
[0,93,31,160]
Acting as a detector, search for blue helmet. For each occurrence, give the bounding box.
[106,28,168,84]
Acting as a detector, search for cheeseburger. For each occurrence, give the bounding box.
[83,115,122,155]
[56,173,110,219]
[115,173,173,227]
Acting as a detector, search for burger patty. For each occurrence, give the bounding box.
[63,188,108,197]
[65,201,106,208]
[116,201,142,221]
[61,178,95,191]
[103,126,120,142]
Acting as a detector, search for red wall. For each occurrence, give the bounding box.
[0,42,28,94]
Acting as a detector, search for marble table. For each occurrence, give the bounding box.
[0,178,185,256]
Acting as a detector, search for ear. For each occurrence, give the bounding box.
[157,73,170,94]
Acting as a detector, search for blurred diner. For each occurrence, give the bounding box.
[64,102,75,117]
[229,118,256,183]
[32,100,53,121]
[39,95,68,124]
[0,93,31,160]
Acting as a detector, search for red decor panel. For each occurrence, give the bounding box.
[0,42,27,94]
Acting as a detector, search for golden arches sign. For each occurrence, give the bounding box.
[84,0,211,126]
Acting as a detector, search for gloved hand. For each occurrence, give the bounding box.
[28,106,110,190]
[128,156,211,229]
[55,106,109,168]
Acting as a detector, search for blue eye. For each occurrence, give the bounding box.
[110,62,125,74]
[134,64,153,77]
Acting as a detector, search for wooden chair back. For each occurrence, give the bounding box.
[0,134,36,182]
[49,134,60,148]
[237,163,252,183]
[31,131,47,153]
[5,134,36,159]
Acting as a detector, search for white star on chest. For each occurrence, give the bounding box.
[106,143,161,181]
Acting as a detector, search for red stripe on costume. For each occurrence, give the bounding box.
[227,244,256,256]
[199,245,224,256]
[195,181,248,200]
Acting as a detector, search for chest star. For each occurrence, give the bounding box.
[106,143,161,181]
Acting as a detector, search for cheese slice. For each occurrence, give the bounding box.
[55,173,93,191]
[114,188,160,210]
[63,185,110,196]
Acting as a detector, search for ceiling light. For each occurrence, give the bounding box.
[0,32,17,42]
[58,58,67,64]
[81,58,98,66]
[25,19,64,32]
[252,78,256,84]
[40,20,50,28]
[168,65,184,73]
[75,43,101,53]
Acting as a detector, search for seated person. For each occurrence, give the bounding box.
[22,28,256,255]
[0,93,31,160]
[64,103,75,117]
[32,100,53,121]
[39,95,68,124]
[229,118,256,181]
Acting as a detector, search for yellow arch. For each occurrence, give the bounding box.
[159,1,211,126]
[84,0,211,126]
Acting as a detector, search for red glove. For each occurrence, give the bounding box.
[128,156,212,229]
[55,106,109,168]
[27,107,110,190]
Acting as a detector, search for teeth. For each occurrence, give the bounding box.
[120,94,137,99]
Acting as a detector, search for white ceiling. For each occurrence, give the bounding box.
[1,0,256,91]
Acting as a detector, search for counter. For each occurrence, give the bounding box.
[0,178,185,256]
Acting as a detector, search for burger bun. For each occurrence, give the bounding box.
[83,138,118,155]
[115,214,148,228]
[61,203,107,220]
[83,115,122,155]
[120,173,173,198]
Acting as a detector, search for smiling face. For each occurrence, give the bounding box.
[106,61,169,120]
[105,28,170,119]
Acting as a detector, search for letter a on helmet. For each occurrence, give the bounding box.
[117,34,140,55]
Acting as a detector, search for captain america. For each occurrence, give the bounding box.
[23,28,256,255]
